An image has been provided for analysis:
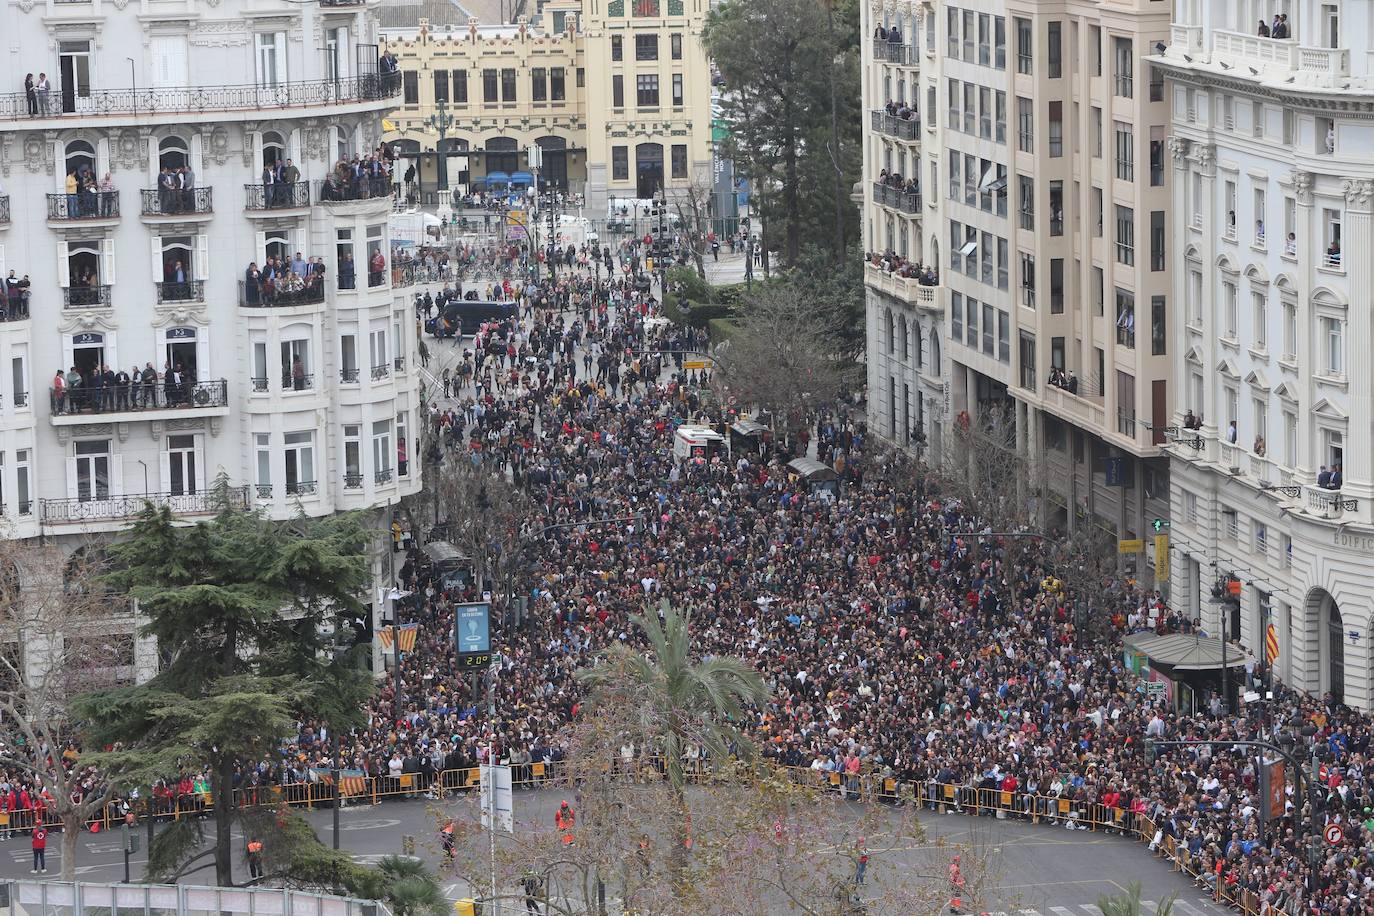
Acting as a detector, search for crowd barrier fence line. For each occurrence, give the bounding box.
[10,765,1276,915]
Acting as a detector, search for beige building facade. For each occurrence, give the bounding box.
[862,0,1174,563]
[379,0,714,216]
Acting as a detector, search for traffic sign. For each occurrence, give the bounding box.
[684,359,712,370]
[1146,681,1166,696]
[1325,823,1344,845]
[1118,538,1144,554]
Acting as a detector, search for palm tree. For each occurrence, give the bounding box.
[576,599,772,792]
[576,600,771,892]
[367,856,449,916]
[1097,881,1175,916]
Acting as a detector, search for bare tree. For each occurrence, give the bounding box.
[0,540,131,879]
[711,281,860,450]
[446,699,1003,915]
[428,454,537,599]
[671,173,717,280]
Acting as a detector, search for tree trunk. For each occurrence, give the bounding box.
[668,786,691,897]
[213,755,235,885]
[60,812,82,881]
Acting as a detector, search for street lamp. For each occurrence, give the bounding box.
[427,99,457,192]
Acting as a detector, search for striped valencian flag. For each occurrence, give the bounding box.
[1266,622,1280,665]
[396,623,419,653]
[340,770,368,796]
[377,626,395,650]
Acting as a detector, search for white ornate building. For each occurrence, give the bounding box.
[1155,0,1374,708]
[0,0,421,680]
[862,0,1174,561]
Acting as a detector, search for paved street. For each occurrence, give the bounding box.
[0,790,1224,912]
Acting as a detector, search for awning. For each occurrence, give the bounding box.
[421,540,470,569]
[485,171,511,186]
[787,457,838,481]
[510,171,535,186]
[1124,632,1248,672]
[731,419,768,437]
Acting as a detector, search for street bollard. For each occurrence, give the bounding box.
[403,834,415,856]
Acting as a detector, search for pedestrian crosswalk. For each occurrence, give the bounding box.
[987,898,1220,916]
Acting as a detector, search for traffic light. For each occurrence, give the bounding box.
[1152,518,1170,532]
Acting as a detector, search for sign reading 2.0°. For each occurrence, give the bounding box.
[455,602,492,667]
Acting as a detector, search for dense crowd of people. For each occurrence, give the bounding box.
[9,249,1373,914]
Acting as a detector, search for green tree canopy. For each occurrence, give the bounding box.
[73,490,376,886]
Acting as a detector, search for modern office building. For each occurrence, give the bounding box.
[1156,0,1374,708]
[0,0,421,681]
[861,0,1173,567]
[377,0,715,216]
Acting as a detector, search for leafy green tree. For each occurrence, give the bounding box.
[576,600,770,890]
[353,856,450,916]
[706,0,862,267]
[72,489,375,887]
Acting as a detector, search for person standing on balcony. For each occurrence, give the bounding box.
[99,173,115,217]
[34,74,49,115]
[180,164,195,213]
[1258,19,1270,36]
[23,74,36,116]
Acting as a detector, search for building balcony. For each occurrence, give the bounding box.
[870,110,921,141]
[0,296,31,321]
[316,176,395,203]
[156,281,205,304]
[872,40,917,66]
[394,355,406,372]
[370,364,391,381]
[863,262,941,311]
[1307,484,1358,520]
[0,195,9,226]
[375,468,394,485]
[47,192,118,222]
[244,182,310,212]
[1203,30,1350,80]
[64,285,111,309]
[40,486,250,525]
[1040,385,1107,431]
[50,379,230,424]
[239,280,326,308]
[140,187,213,218]
[340,368,360,383]
[0,75,401,123]
[285,480,318,497]
[872,182,921,215]
[343,473,364,489]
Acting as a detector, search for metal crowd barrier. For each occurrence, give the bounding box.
[5,767,1279,916]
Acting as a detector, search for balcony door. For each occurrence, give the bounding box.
[59,41,92,114]
[68,439,121,508]
[162,434,203,501]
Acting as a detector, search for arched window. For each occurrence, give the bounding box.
[158,135,189,171]
[885,309,895,354]
[65,140,95,183]
[898,315,909,359]
[929,329,941,371]
[262,130,286,167]
[635,142,663,198]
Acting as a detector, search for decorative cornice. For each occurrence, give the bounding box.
[1157,61,1374,119]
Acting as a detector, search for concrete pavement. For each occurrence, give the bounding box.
[0,790,1224,912]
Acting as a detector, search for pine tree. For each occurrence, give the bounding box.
[72,483,375,886]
